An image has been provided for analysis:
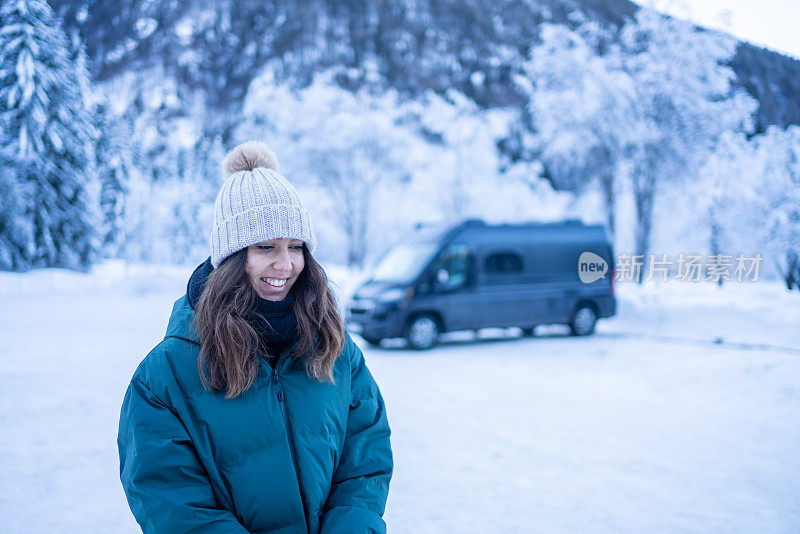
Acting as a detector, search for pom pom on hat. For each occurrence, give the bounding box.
[222,140,279,177]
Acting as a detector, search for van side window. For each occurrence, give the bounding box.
[484,252,523,274]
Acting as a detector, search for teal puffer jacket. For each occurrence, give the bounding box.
[118,295,392,533]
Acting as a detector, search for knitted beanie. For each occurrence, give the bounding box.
[210,141,316,268]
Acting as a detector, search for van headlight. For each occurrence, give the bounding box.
[378,288,406,303]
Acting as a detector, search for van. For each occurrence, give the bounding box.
[345,219,616,349]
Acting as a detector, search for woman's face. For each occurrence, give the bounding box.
[245,238,305,301]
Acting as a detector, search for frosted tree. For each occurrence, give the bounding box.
[750,126,800,289]
[521,22,640,237]
[0,0,97,271]
[0,161,32,270]
[405,89,515,223]
[294,86,413,268]
[241,72,418,268]
[688,131,764,286]
[618,9,756,267]
[102,66,221,264]
[696,132,753,258]
[93,103,135,257]
[239,70,546,265]
[690,126,800,288]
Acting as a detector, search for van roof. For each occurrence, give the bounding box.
[413,219,611,245]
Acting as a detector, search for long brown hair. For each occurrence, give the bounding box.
[195,246,345,398]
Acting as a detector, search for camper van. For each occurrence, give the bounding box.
[345,219,616,349]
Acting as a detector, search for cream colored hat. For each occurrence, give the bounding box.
[210,141,316,267]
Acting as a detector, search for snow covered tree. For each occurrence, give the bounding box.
[750,126,800,289]
[238,69,555,266]
[93,103,133,257]
[288,83,414,268]
[685,125,800,287]
[0,0,98,271]
[695,132,753,260]
[98,65,217,264]
[405,89,517,223]
[238,73,411,267]
[521,22,639,238]
[618,9,756,269]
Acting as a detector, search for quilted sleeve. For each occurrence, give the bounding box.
[320,336,393,534]
[118,378,249,534]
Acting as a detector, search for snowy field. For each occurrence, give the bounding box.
[1,262,799,533]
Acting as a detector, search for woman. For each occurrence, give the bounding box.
[118,141,393,534]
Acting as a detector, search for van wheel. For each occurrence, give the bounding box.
[570,305,597,336]
[405,315,439,350]
[521,326,536,337]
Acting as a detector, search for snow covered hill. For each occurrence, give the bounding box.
[0,263,798,532]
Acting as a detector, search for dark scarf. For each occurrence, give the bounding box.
[252,292,297,359]
[187,257,298,363]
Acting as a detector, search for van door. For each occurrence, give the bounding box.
[474,249,529,328]
[426,243,477,332]
[526,244,580,324]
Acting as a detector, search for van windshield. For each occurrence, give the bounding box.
[370,243,439,283]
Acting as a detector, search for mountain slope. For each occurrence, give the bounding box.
[50,0,800,135]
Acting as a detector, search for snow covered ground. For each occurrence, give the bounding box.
[1,262,799,533]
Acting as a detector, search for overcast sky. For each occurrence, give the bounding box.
[640,0,800,59]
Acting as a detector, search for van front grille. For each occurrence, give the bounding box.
[347,300,375,322]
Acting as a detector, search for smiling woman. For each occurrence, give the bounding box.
[245,239,306,300]
[117,141,393,534]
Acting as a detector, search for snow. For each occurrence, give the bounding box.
[1,262,799,533]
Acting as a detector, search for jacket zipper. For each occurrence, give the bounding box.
[272,368,309,528]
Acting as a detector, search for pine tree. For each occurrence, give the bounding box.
[93,102,132,258]
[0,0,97,271]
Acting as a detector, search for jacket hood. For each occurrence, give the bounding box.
[187,257,213,311]
[162,257,213,345]
[165,294,200,345]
